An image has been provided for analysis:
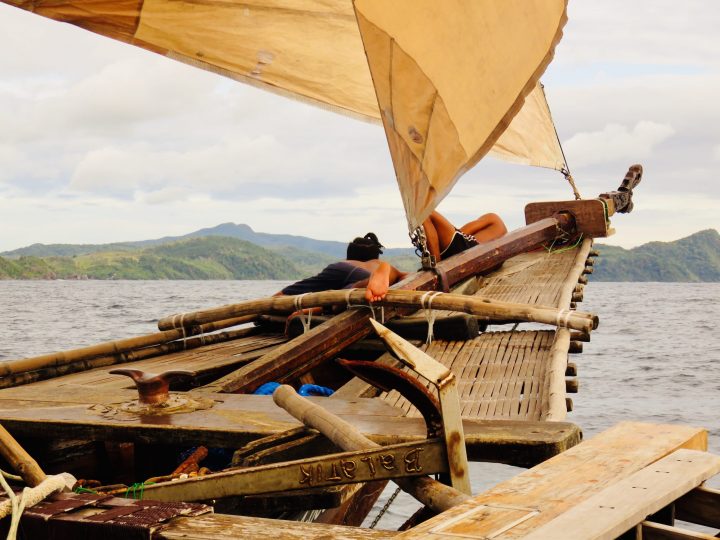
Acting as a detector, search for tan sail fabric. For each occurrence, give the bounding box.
[354,0,568,228]
[490,83,566,172]
[4,0,567,226]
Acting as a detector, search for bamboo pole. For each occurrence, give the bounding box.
[0,326,259,390]
[159,289,597,334]
[0,423,46,487]
[272,385,470,513]
[543,328,571,422]
[0,316,257,380]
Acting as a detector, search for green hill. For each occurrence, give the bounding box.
[2,226,717,281]
[0,237,303,280]
[592,229,720,282]
[1,222,415,260]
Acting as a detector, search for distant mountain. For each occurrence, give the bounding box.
[1,222,415,260]
[2,224,717,281]
[592,229,720,282]
[0,237,302,280]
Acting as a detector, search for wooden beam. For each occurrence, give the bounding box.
[0,386,581,467]
[641,521,718,540]
[675,485,720,529]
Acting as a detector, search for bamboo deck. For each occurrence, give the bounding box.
[377,239,592,422]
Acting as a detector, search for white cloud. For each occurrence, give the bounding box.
[0,1,719,250]
[564,122,675,167]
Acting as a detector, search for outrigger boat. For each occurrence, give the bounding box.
[1,2,719,539]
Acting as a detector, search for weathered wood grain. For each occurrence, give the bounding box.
[396,422,708,539]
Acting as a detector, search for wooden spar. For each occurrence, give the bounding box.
[273,385,470,513]
[159,290,597,334]
[432,214,576,288]
[0,316,257,380]
[201,216,581,394]
[0,422,46,487]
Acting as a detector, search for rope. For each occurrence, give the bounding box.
[369,486,401,529]
[555,309,573,328]
[124,481,155,500]
[539,83,582,201]
[420,291,443,344]
[562,169,582,200]
[345,289,384,323]
[545,233,584,255]
[0,473,75,540]
[0,470,21,483]
[292,294,312,334]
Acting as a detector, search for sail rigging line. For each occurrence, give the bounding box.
[539,83,581,200]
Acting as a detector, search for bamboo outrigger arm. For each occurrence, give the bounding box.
[160,289,597,334]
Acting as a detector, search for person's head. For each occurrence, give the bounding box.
[347,232,384,261]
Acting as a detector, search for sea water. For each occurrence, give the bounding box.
[1,281,718,528]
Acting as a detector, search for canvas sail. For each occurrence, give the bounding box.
[3,0,567,227]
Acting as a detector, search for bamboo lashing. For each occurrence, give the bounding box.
[272,385,470,513]
[159,290,598,334]
[0,315,257,379]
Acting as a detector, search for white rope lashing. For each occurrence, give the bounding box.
[342,288,384,323]
[420,291,443,344]
[555,309,573,328]
[0,472,75,540]
[293,293,313,333]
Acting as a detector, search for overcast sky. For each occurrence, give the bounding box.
[0,1,718,252]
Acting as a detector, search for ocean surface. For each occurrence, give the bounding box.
[1,281,718,529]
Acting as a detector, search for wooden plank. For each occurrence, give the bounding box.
[675,486,720,529]
[396,422,708,539]
[157,513,398,540]
[0,386,580,467]
[641,521,719,540]
[517,449,720,540]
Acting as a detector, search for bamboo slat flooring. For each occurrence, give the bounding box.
[381,330,556,421]
[475,243,588,307]
[378,241,593,422]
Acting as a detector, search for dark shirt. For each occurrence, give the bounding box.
[281,262,371,295]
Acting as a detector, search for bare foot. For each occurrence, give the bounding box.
[365,262,391,302]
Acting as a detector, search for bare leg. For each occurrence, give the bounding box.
[422,211,457,260]
[459,213,507,243]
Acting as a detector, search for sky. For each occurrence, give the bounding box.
[0,1,718,252]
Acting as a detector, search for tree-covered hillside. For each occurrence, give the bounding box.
[592,229,719,282]
[0,237,303,280]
